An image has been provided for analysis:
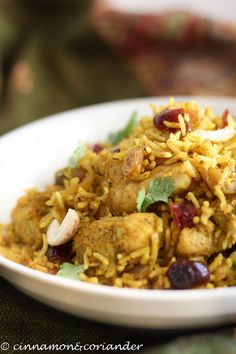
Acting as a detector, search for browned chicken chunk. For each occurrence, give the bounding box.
[106,161,192,216]
[12,191,50,249]
[73,213,163,266]
[177,227,216,257]
[177,213,236,257]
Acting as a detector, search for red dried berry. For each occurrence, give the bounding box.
[92,144,103,153]
[46,241,75,264]
[222,109,229,128]
[167,259,210,289]
[170,201,198,229]
[153,108,187,133]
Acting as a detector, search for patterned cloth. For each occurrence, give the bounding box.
[0,0,144,134]
[92,0,236,97]
[0,1,236,352]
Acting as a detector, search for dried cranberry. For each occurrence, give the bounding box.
[92,144,103,153]
[46,241,75,264]
[153,108,187,133]
[167,259,210,289]
[170,201,198,229]
[222,109,229,128]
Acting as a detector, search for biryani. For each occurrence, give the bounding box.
[1,98,236,290]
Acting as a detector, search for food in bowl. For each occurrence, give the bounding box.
[1,98,236,290]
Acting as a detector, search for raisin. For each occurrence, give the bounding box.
[122,147,143,178]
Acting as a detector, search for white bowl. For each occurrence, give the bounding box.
[1,96,236,329]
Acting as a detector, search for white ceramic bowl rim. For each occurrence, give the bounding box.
[1,254,236,302]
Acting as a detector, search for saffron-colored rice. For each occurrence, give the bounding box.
[1,98,236,290]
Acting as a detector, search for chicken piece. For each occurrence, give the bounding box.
[177,213,236,257]
[73,213,162,266]
[108,180,138,215]
[12,190,51,249]
[212,203,236,250]
[106,161,192,216]
[177,227,216,257]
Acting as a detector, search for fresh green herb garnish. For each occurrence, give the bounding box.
[108,111,138,145]
[68,143,84,168]
[137,187,146,213]
[137,177,176,213]
[232,260,236,269]
[56,263,84,280]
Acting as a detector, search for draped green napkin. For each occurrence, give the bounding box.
[0,0,144,134]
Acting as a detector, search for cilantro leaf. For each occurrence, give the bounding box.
[232,260,236,269]
[108,111,138,145]
[68,143,84,168]
[137,187,146,212]
[56,262,84,280]
[137,177,176,213]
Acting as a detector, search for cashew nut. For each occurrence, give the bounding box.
[47,208,80,246]
[223,179,236,194]
[194,126,234,143]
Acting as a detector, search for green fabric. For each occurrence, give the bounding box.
[143,335,236,354]
[0,0,144,134]
[0,1,236,353]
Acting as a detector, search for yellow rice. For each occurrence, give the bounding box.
[1,98,236,289]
